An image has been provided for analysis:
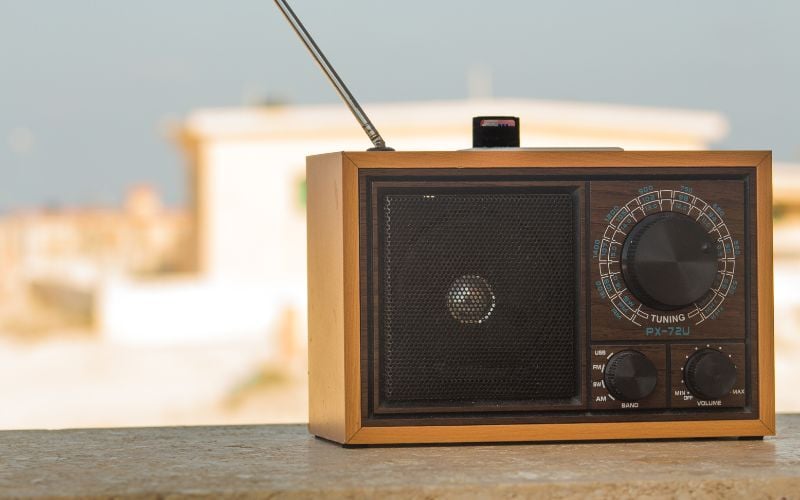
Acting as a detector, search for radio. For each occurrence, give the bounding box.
[307,149,773,445]
[275,1,775,445]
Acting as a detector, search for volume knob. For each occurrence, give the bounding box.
[621,212,718,310]
[685,349,737,400]
[604,350,658,402]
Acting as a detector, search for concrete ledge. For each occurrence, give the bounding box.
[2,416,799,499]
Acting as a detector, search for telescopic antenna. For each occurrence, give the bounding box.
[273,0,394,151]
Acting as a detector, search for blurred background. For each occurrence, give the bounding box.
[1,1,798,429]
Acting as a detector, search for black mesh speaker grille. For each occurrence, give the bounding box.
[379,190,577,408]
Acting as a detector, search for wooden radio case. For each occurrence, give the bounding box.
[306,150,774,445]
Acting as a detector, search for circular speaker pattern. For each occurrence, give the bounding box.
[447,274,495,324]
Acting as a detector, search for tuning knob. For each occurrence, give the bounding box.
[684,349,737,400]
[604,350,658,402]
[621,212,718,310]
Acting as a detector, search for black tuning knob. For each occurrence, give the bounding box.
[621,212,718,310]
[604,350,658,402]
[684,349,737,400]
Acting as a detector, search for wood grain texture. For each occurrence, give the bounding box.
[306,150,775,445]
[306,153,347,443]
[344,150,769,169]
[588,179,747,341]
[755,153,775,434]
[342,155,362,441]
[347,419,774,445]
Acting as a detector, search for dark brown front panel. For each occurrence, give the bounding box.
[590,180,746,341]
[358,167,758,427]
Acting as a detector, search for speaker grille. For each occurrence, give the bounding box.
[379,190,577,408]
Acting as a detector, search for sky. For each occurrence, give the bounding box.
[1,1,798,210]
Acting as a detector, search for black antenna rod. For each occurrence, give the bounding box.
[273,0,393,151]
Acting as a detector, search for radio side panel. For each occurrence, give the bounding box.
[306,152,348,443]
[755,152,775,435]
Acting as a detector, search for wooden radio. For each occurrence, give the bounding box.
[272,0,775,445]
[307,150,774,445]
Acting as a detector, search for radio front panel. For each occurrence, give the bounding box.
[359,169,757,425]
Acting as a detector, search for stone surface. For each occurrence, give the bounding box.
[1,416,799,499]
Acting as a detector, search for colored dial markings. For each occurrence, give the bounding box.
[597,189,738,326]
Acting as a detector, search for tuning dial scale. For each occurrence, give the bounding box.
[590,345,666,409]
[670,343,746,408]
[594,185,741,329]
